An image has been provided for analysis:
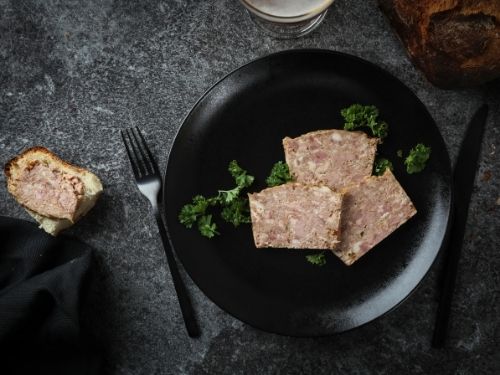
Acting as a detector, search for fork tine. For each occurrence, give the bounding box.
[130,127,153,175]
[128,128,150,177]
[121,129,142,178]
[133,127,159,175]
[129,128,150,177]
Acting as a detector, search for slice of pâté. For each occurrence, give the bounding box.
[248,183,343,249]
[333,170,417,265]
[283,129,378,191]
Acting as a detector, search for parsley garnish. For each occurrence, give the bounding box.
[306,253,326,266]
[221,196,251,227]
[197,214,218,238]
[341,104,388,139]
[373,158,393,176]
[218,187,240,205]
[397,149,403,158]
[218,161,254,204]
[404,143,431,174]
[228,160,254,189]
[266,161,292,187]
[179,160,254,238]
[178,195,216,228]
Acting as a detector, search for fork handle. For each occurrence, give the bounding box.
[153,209,200,338]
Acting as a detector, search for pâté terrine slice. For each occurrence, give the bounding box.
[283,129,378,191]
[333,169,417,265]
[248,183,343,250]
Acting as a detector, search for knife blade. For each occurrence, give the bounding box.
[432,104,489,348]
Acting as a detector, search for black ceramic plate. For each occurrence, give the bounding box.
[164,49,451,336]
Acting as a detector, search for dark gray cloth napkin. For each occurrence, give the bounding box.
[0,216,101,375]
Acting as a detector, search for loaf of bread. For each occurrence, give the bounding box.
[4,147,103,236]
[379,0,500,88]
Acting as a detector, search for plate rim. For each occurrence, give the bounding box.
[163,48,453,337]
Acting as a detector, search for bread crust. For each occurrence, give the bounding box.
[4,146,87,178]
[379,0,500,88]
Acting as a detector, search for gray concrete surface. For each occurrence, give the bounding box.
[1,0,499,374]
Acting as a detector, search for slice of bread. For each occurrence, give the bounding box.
[4,146,103,236]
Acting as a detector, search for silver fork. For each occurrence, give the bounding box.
[121,127,199,338]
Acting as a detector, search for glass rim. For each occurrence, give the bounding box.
[239,0,335,23]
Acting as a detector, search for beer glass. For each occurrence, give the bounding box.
[240,0,335,38]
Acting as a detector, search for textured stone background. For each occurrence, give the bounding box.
[0,0,499,374]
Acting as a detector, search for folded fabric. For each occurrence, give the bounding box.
[0,216,101,375]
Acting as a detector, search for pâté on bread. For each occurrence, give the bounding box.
[4,146,103,236]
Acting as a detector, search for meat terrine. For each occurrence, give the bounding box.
[333,169,417,265]
[248,183,343,249]
[283,129,378,191]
